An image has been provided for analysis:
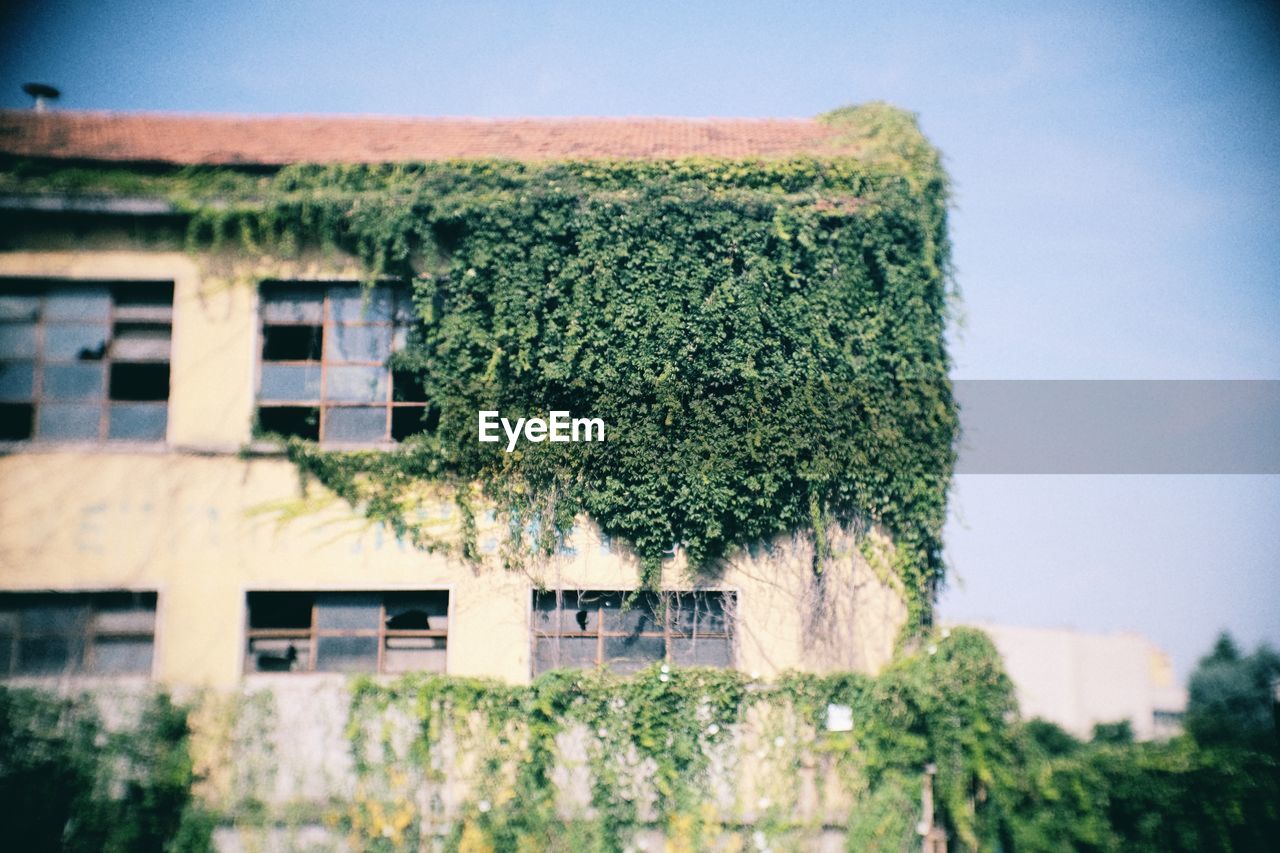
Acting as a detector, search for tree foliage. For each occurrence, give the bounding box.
[1186,632,1280,752]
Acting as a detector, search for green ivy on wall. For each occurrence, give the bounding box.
[340,627,1011,852]
[1,102,957,625]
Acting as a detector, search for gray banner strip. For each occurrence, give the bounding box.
[954,380,1280,474]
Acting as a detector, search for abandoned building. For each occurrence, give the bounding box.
[0,102,978,850]
[0,110,924,691]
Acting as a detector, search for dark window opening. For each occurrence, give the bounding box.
[108,363,170,401]
[0,403,33,440]
[248,592,313,630]
[392,369,428,403]
[113,285,174,319]
[245,590,448,675]
[258,406,320,441]
[390,405,430,441]
[262,325,323,361]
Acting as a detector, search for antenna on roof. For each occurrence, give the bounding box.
[22,83,60,112]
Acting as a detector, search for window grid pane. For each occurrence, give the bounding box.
[257,282,426,445]
[245,590,448,675]
[0,280,172,443]
[532,590,735,675]
[0,592,157,679]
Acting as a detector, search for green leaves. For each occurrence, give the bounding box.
[380,148,953,617]
[4,103,957,623]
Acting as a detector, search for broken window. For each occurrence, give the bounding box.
[244,590,448,675]
[532,589,735,675]
[0,591,157,678]
[256,282,428,445]
[0,280,173,442]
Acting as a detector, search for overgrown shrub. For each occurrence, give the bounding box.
[0,688,212,852]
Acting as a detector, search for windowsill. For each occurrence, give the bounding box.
[244,438,402,455]
[1,674,154,690]
[0,439,170,455]
[0,440,377,458]
[240,666,424,681]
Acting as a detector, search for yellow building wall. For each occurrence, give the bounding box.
[0,250,906,689]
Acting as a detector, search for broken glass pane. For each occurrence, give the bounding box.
[384,592,448,631]
[44,323,110,361]
[553,591,603,633]
[247,637,308,673]
[391,406,426,441]
[392,370,427,403]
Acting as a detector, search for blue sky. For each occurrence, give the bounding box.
[3,0,1277,675]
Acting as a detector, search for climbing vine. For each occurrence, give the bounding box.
[336,627,1014,851]
[1,101,956,623]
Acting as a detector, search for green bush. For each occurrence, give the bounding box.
[0,688,212,852]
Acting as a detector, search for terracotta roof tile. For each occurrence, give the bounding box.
[0,110,858,165]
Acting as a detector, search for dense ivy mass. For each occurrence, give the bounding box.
[2,103,957,621]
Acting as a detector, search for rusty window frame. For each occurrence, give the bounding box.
[254,281,427,445]
[0,279,173,443]
[531,589,735,674]
[244,591,449,675]
[0,591,158,678]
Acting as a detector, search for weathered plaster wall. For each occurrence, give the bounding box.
[0,249,906,688]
